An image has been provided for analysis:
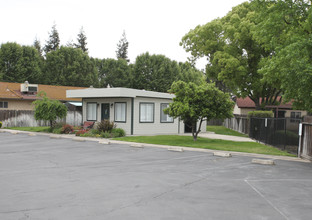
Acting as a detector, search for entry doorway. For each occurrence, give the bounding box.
[101,103,110,120]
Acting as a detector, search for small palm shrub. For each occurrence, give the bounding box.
[97,120,116,133]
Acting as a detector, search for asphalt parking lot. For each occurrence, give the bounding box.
[1,132,312,220]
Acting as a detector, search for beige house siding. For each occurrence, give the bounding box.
[0,99,34,110]
[82,97,206,135]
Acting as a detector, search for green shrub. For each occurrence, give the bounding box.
[101,131,113,138]
[111,128,126,137]
[52,127,62,134]
[97,120,116,133]
[0,121,2,128]
[89,129,101,135]
[248,111,274,118]
[61,124,74,134]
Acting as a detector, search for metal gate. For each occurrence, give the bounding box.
[298,123,312,160]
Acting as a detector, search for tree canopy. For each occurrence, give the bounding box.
[33,92,67,128]
[165,81,234,141]
[132,52,180,92]
[0,42,42,83]
[251,0,312,111]
[44,46,98,87]
[95,58,132,88]
[181,2,282,110]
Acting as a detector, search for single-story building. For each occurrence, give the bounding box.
[233,96,308,119]
[0,81,86,111]
[67,87,207,135]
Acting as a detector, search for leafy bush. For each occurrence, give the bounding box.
[0,121,2,128]
[111,128,126,137]
[61,124,74,134]
[97,120,116,133]
[89,129,101,135]
[248,111,274,118]
[101,131,113,138]
[52,127,62,134]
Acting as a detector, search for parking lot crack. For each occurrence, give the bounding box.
[244,179,289,220]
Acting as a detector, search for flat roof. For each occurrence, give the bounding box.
[66,87,175,99]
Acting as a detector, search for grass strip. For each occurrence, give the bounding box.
[114,135,294,157]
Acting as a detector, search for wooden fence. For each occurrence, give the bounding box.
[223,115,249,135]
[298,116,312,160]
[0,110,82,127]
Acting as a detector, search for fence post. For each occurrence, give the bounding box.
[298,123,303,157]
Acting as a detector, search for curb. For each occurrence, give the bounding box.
[0,129,309,163]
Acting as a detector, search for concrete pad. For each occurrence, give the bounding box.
[168,147,184,152]
[10,131,18,135]
[72,137,86,142]
[49,135,61,139]
[28,133,36,136]
[213,152,232,157]
[130,144,144,148]
[252,158,275,165]
[98,140,110,145]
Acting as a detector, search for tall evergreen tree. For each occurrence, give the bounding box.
[33,37,42,57]
[44,24,60,54]
[74,27,88,53]
[116,31,129,62]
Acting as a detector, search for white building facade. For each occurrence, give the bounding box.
[67,88,206,135]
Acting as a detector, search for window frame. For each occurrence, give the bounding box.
[0,101,8,108]
[160,103,174,123]
[86,102,97,121]
[139,102,155,123]
[114,102,127,123]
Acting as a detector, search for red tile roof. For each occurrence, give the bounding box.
[0,82,87,102]
[236,96,292,109]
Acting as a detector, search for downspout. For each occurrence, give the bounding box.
[131,98,134,135]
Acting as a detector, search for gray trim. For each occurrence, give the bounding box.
[139,102,154,123]
[86,102,97,121]
[114,102,127,123]
[131,98,134,135]
[160,103,174,123]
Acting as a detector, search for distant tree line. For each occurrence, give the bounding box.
[0,24,204,91]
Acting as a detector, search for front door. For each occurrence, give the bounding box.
[101,103,110,120]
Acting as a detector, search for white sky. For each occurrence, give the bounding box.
[1,0,246,69]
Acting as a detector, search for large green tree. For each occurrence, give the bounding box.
[164,81,234,141]
[132,52,180,92]
[251,0,312,111]
[44,24,60,54]
[44,46,98,87]
[116,31,129,62]
[94,58,132,88]
[0,42,42,83]
[75,27,88,53]
[177,62,206,85]
[181,2,282,110]
[33,92,67,128]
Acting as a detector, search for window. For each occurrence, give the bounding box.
[115,102,126,122]
[160,103,173,123]
[87,103,97,121]
[140,103,154,123]
[290,112,301,122]
[0,101,8,108]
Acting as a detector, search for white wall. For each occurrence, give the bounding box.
[82,97,207,135]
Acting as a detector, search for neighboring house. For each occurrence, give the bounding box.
[67,87,207,135]
[233,96,307,119]
[0,81,85,111]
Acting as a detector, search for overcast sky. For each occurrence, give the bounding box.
[1,0,246,69]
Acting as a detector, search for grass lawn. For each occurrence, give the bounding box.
[114,135,294,157]
[6,126,50,132]
[206,125,248,137]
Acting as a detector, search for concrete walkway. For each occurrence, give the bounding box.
[0,129,308,163]
[183,132,256,142]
